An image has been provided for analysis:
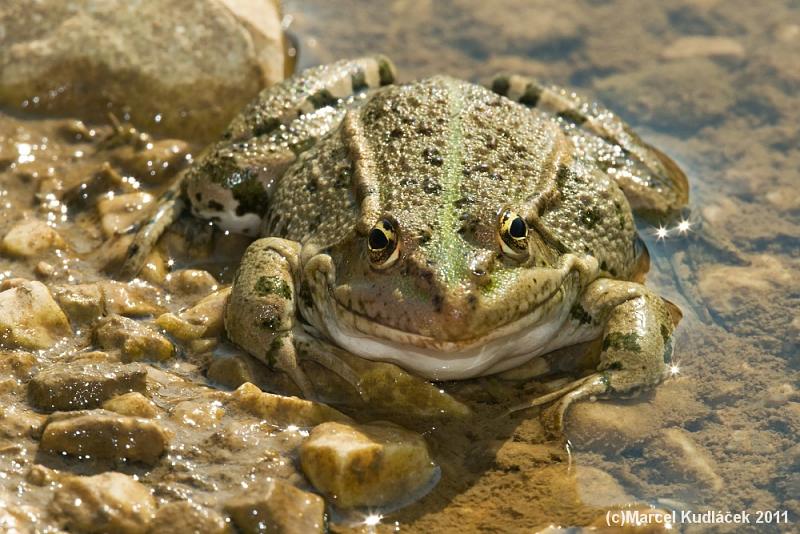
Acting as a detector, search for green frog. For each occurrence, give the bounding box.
[123,56,688,433]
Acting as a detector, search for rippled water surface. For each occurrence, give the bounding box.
[0,0,797,532]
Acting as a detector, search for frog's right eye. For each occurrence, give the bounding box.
[368,218,400,269]
[497,208,530,261]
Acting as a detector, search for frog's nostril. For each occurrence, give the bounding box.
[468,250,495,285]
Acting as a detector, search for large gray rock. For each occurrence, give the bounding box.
[0,0,286,143]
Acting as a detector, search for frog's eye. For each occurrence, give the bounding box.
[367,218,400,269]
[498,209,529,260]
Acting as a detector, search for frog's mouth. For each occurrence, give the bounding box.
[301,254,600,380]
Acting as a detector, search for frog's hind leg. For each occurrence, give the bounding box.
[118,56,398,278]
[511,279,680,438]
[490,74,689,219]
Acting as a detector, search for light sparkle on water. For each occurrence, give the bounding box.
[364,513,383,527]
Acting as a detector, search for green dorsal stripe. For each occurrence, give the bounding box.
[427,79,468,285]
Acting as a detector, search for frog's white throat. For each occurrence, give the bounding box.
[301,258,598,381]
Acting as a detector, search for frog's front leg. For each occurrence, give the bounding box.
[522,279,680,437]
[224,238,359,398]
[490,74,689,219]
[119,55,397,278]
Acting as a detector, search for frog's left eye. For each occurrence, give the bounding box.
[498,209,529,260]
[367,218,400,269]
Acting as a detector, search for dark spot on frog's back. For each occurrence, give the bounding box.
[569,303,593,325]
[305,177,318,193]
[423,147,444,166]
[422,177,442,195]
[556,164,572,189]
[252,117,281,137]
[254,276,292,300]
[207,200,224,211]
[580,207,602,229]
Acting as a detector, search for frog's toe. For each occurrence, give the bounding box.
[298,347,364,399]
[509,374,608,438]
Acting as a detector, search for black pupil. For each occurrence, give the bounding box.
[369,227,389,250]
[509,217,527,238]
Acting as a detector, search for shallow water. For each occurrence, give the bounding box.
[285,0,800,530]
[0,0,798,532]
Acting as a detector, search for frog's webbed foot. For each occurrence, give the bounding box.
[489,74,689,220]
[512,279,680,439]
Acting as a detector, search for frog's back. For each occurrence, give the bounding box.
[266,76,638,280]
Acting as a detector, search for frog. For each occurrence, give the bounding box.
[121,56,688,434]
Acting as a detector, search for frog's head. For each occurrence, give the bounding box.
[302,77,603,379]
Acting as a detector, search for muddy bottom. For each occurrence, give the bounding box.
[1,0,798,532]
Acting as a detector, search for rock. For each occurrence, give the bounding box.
[493,441,567,472]
[50,283,104,323]
[662,36,745,60]
[652,428,724,491]
[1,219,66,257]
[574,466,633,507]
[138,248,169,287]
[103,392,159,418]
[165,269,219,297]
[155,312,207,341]
[299,421,437,508]
[102,280,166,316]
[0,280,71,350]
[567,380,708,452]
[94,315,174,362]
[28,361,147,411]
[97,192,155,239]
[207,353,256,389]
[229,382,350,427]
[34,260,56,278]
[51,280,166,323]
[156,286,230,341]
[765,383,798,406]
[171,399,225,428]
[40,409,168,464]
[148,501,229,534]
[224,478,325,534]
[0,350,37,381]
[0,496,39,532]
[300,343,471,423]
[697,254,793,317]
[111,139,190,184]
[0,0,285,143]
[725,429,778,455]
[50,472,156,533]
